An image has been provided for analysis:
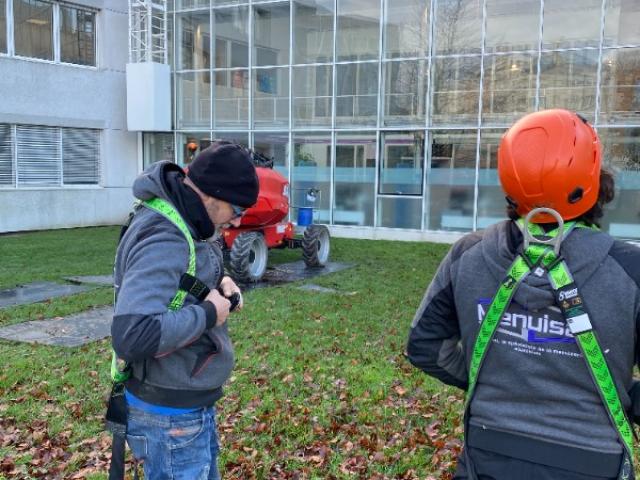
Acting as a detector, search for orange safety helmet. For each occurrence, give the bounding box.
[498,109,601,222]
[187,142,198,152]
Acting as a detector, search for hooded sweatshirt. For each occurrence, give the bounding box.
[407,220,640,477]
[111,161,233,408]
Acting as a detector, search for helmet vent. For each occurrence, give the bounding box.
[568,187,584,204]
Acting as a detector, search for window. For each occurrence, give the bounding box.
[62,128,99,184]
[0,0,7,53]
[253,67,289,128]
[0,124,100,188]
[214,7,248,68]
[60,5,95,65]
[14,0,53,60]
[384,60,428,126]
[539,49,598,122]
[427,130,477,231]
[0,124,13,185]
[334,132,375,226]
[477,129,507,228]
[214,69,248,128]
[482,53,537,125]
[433,0,482,55]
[598,128,640,238]
[17,125,59,186]
[604,0,640,47]
[293,0,333,64]
[292,133,331,224]
[377,197,422,229]
[293,64,333,127]
[6,0,96,65]
[336,0,380,62]
[176,72,212,129]
[253,3,289,67]
[542,0,600,49]
[379,131,424,195]
[485,0,540,53]
[600,48,640,125]
[432,56,481,126]
[177,132,210,166]
[253,132,288,177]
[177,11,210,70]
[143,133,175,169]
[336,62,378,127]
[384,0,429,59]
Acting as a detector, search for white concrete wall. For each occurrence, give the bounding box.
[0,0,138,233]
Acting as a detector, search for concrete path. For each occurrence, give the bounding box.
[0,261,353,347]
[0,306,112,347]
[0,282,93,309]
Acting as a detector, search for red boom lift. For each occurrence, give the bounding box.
[220,152,330,282]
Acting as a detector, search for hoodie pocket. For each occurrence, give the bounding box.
[190,331,221,377]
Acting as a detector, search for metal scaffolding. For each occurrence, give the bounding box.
[128,0,167,64]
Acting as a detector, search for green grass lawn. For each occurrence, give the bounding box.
[0,228,460,478]
[2,227,639,478]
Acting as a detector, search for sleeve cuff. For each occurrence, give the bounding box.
[201,301,217,329]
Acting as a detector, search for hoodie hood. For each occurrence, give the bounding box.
[481,220,614,311]
[133,160,181,203]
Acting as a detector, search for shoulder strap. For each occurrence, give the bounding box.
[141,198,197,311]
[110,198,197,383]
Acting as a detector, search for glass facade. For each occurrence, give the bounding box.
[159,0,640,238]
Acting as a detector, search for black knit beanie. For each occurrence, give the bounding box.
[186,142,259,208]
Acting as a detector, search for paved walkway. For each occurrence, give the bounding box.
[0,262,352,347]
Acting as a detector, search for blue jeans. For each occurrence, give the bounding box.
[126,405,221,480]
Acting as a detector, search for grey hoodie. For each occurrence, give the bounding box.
[112,161,234,408]
[407,220,640,476]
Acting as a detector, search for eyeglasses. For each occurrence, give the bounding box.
[230,204,246,220]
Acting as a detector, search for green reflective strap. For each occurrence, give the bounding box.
[111,355,130,383]
[548,260,635,457]
[467,219,634,463]
[142,198,197,311]
[110,198,197,382]
[467,221,570,399]
[467,255,530,402]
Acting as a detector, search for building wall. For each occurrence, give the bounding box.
[0,0,138,233]
[153,0,640,240]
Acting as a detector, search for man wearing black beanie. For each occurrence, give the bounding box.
[109,141,259,480]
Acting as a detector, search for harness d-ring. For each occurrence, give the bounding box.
[522,207,565,255]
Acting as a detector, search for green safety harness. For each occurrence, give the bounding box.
[107,198,198,480]
[465,208,635,480]
[110,197,197,383]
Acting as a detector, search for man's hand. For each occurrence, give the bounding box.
[204,289,230,327]
[219,276,244,311]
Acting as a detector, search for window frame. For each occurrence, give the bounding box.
[2,0,97,68]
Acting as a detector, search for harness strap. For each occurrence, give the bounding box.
[465,220,635,479]
[110,198,197,382]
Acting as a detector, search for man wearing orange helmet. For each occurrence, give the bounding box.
[407,109,640,479]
